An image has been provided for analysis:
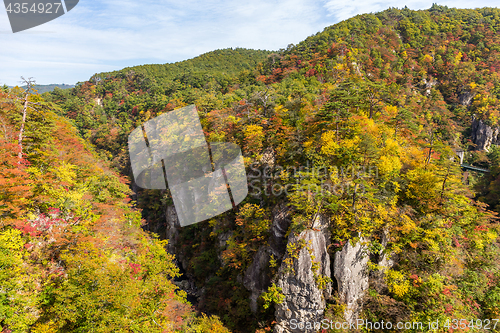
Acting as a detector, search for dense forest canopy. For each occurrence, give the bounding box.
[0,83,231,331]
[2,5,500,332]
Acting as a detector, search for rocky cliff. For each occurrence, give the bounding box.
[242,204,292,312]
[471,117,499,151]
[162,201,375,332]
[273,227,331,333]
[333,237,370,323]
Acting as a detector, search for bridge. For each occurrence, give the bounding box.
[454,149,490,173]
[460,164,490,173]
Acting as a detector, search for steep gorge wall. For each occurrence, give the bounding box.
[274,218,332,333]
[459,90,499,152]
[333,237,370,324]
[160,201,377,331]
[471,117,500,151]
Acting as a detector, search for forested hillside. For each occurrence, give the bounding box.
[3,4,500,332]
[0,85,229,332]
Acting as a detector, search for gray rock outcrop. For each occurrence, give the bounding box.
[333,237,369,323]
[422,77,438,96]
[274,227,332,333]
[165,205,180,254]
[459,90,475,106]
[217,230,233,267]
[269,204,293,258]
[242,203,291,313]
[243,247,273,312]
[471,117,499,151]
[370,229,396,295]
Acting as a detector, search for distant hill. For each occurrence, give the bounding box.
[89,47,273,86]
[106,47,271,76]
[34,84,75,94]
[9,83,75,94]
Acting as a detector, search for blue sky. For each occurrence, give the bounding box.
[0,0,499,86]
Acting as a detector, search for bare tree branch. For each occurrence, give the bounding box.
[17,76,37,163]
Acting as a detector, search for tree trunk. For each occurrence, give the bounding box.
[17,91,29,162]
[17,77,35,164]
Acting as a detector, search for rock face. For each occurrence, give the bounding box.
[261,147,276,166]
[370,229,396,295]
[377,230,396,273]
[269,204,293,258]
[459,90,475,106]
[274,225,331,333]
[94,97,103,107]
[165,205,180,254]
[242,204,292,313]
[217,230,233,267]
[162,200,370,329]
[243,247,273,312]
[422,77,438,96]
[333,238,369,323]
[471,117,499,151]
